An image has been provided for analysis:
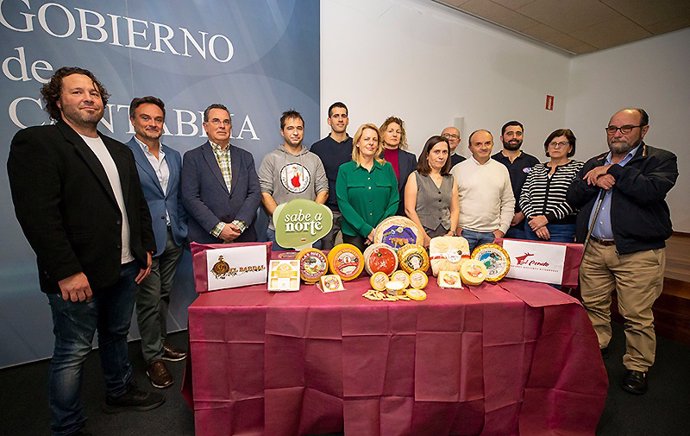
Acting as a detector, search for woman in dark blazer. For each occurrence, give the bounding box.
[380,116,416,215]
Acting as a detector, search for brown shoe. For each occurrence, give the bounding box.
[146,360,173,389]
[162,342,187,362]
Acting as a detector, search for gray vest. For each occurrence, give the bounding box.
[414,171,453,231]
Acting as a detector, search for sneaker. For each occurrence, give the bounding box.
[103,384,165,414]
[146,359,174,389]
[162,342,187,362]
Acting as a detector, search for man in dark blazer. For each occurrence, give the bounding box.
[127,96,188,390]
[7,67,163,436]
[181,103,261,243]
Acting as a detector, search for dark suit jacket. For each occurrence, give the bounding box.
[394,149,417,215]
[7,121,155,293]
[126,138,187,257]
[181,141,261,243]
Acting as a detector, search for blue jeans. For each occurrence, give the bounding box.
[460,229,495,253]
[505,225,527,240]
[47,262,138,436]
[524,222,576,243]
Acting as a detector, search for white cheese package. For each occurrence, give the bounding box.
[429,236,470,277]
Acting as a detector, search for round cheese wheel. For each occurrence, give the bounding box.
[370,271,390,291]
[429,236,471,276]
[460,259,488,286]
[297,248,328,284]
[405,288,427,301]
[471,243,511,282]
[409,270,429,289]
[397,244,430,274]
[390,270,411,289]
[385,280,406,296]
[327,243,364,281]
[374,216,422,250]
[363,243,398,276]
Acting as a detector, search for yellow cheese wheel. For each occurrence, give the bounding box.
[471,243,511,282]
[397,244,430,274]
[370,271,390,291]
[405,288,427,301]
[460,259,488,286]
[408,270,429,289]
[390,270,410,289]
[296,248,328,284]
[327,244,364,281]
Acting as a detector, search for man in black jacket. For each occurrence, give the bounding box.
[7,67,164,436]
[567,108,678,395]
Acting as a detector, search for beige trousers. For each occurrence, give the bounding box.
[579,241,665,372]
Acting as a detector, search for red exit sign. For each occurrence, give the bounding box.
[545,95,554,111]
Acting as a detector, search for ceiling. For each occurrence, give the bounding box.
[433,0,690,55]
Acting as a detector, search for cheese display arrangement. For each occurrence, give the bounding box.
[390,270,411,289]
[363,243,398,276]
[296,248,328,284]
[374,216,422,249]
[408,270,429,290]
[429,236,471,276]
[397,244,430,274]
[471,243,511,282]
[437,271,463,289]
[460,259,488,286]
[327,243,364,281]
[370,271,390,292]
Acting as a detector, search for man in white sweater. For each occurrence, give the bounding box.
[450,129,515,251]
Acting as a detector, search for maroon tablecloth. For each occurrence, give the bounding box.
[184,270,607,436]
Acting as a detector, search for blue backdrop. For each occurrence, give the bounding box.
[0,0,320,367]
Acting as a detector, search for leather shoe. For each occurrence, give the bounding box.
[103,384,165,413]
[621,369,648,395]
[146,359,173,389]
[162,342,187,362]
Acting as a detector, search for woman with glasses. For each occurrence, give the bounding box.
[380,116,417,215]
[404,135,459,247]
[519,129,583,242]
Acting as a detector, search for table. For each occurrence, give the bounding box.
[185,270,607,435]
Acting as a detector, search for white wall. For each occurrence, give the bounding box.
[320,0,571,159]
[566,28,690,232]
[321,0,689,232]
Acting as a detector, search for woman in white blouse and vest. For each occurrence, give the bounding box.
[404,135,459,247]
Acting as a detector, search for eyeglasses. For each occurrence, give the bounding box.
[605,125,643,135]
[442,133,460,140]
[548,141,570,148]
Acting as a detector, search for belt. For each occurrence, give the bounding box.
[591,236,616,246]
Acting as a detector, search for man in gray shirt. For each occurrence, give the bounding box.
[259,109,328,249]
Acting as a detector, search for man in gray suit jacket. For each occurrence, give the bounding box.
[127,96,188,390]
[181,104,261,243]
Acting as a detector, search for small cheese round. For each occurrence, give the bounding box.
[460,259,488,286]
[385,280,406,296]
[390,270,410,289]
[370,271,390,291]
[408,270,429,289]
[405,288,427,301]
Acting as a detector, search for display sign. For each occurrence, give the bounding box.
[503,240,566,285]
[206,245,268,291]
[273,199,332,249]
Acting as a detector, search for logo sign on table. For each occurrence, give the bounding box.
[273,199,332,249]
[503,240,566,285]
[206,245,268,291]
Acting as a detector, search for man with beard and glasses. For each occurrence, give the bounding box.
[567,108,678,396]
[126,96,188,390]
[492,121,539,239]
[7,67,163,436]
